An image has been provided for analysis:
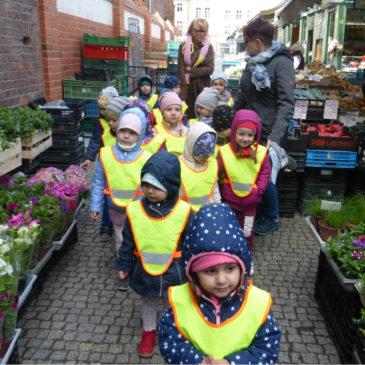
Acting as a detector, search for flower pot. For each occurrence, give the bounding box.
[0,336,13,358]
[37,245,52,261]
[317,218,340,241]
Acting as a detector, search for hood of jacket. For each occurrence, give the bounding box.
[116,107,147,152]
[141,151,181,202]
[182,122,216,164]
[183,203,252,286]
[230,109,262,153]
[123,99,154,138]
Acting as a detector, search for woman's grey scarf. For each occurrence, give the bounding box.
[245,40,282,91]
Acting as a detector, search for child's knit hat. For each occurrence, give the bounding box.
[97,86,119,107]
[212,105,236,132]
[117,113,142,135]
[211,70,227,83]
[159,91,182,111]
[164,75,181,89]
[196,87,220,112]
[193,132,216,157]
[138,74,153,88]
[105,97,130,119]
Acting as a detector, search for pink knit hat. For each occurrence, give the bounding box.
[189,252,241,273]
[117,113,142,135]
[159,91,182,111]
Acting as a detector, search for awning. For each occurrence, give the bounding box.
[276,0,321,27]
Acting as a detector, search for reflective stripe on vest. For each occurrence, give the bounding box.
[179,156,218,212]
[127,199,191,275]
[168,282,271,359]
[100,118,116,146]
[220,143,267,197]
[100,147,151,207]
[141,134,166,154]
[155,123,187,156]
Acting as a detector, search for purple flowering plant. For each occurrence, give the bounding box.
[0,293,19,339]
[327,222,365,279]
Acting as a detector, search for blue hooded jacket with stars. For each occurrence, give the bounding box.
[158,203,281,364]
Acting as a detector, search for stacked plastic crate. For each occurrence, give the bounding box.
[167,41,179,76]
[63,34,130,136]
[37,99,87,170]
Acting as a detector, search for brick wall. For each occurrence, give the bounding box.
[0,0,45,107]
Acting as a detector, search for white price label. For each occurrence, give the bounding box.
[293,100,308,120]
[343,112,358,127]
[323,100,338,120]
[320,200,342,211]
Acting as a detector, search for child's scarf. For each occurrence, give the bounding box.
[244,40,281,91]
[183,35,210,85]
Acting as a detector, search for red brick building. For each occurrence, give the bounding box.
[0,0,178,107]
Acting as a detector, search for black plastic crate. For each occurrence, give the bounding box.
[299,184,346,201]
[75,68,114,81]
[304,167,348,185]
[287,152,306,172]
[315,249,362,363]
[52,119,83,135]
[52,132,84,151]
[38,144,85,163]
[285,133,308,152]
[39,99,86,122]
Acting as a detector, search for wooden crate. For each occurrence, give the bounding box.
[0,139,22,176]
[22,130,52,160]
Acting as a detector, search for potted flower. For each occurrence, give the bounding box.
[0,293,18,358]
[353,307,365,363]
[317,209,347,241]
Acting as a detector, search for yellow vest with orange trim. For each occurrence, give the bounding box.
[100,118,116,146]
[182,101,188,118]
[168,281,271,359]
[219,143,267,197]
[141,134,166,154]
[127,199,191,276]
[133,94,158,111]
[179,156,218,212]
[227,97,233,107]
[100,147,151,207]
[155,123,187,156]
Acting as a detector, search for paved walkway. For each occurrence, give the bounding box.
[16,185,341,363]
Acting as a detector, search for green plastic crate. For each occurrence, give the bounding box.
[116,75,129,96]
[63,78,117,99]
[83,58,129,76]
[83,33,129,47]
[82,117,98,135]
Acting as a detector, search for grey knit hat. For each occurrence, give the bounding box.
[106,97,130,119]
[196,87,221,112]
[211,70,227,83]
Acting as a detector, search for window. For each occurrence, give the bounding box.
[225,25,230,35]
[177,3,182,12]
[205,7,210,18]
[236,10,241,19]
[177,21,183,30]
[225,10,231,19]
[196,7,201,18]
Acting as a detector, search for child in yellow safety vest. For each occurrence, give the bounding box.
[159,203,281,364]
[81,87,129,242]
[134,74,158,112]
[211,70,234,106]
[154,91,189,155]
[179,122,221,212]
[216,110,271,254]
[116,151,194,358]
[195,87,221,127]
[90,107,151,290]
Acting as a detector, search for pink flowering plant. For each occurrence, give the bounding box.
[326,222,365,279]
[64,165,89,197]
[0,293,19,340]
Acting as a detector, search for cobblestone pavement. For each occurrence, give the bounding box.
[16,167,341,364]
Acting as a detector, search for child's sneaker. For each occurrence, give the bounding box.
[100,226,113,242]
[254,217,280,236]
[139,329,156,357]
[117,277,129,291]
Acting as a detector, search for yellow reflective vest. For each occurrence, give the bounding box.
[141,133,166,154]
[100,118,116,146]
[127,199,191,276]
[100,147,151,207]
[155,123,187,156]
[227,97,233,106]
[133,94,158,111]
[219,143,267,197]
[168,281,271,359]
[179,156,218,212]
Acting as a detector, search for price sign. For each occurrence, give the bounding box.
[293,100,308,120]
[321,200,342,211]
[324,100,338,120]
[343,111,358,127]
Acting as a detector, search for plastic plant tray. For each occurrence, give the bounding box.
[83,33,129,47]
[74,198,85,218]
[63,78,117,100]
[306,149,357,169]
[86,99,101,118]
[83,58,129,76]
[304,216,326,247]
[0,328,21,365]
[18,274,37,310]
[53,219,77,251]
[83,44,129,61]
[30,245,55,275]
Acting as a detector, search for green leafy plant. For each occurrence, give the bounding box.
[323,209,347,229]
[354,308,365,339]
[305,197,325,217]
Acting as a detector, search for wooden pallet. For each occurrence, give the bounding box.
[0,139,22,176]
[22,130,52,160]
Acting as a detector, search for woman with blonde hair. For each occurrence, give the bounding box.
[177,18,214,119]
